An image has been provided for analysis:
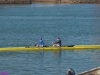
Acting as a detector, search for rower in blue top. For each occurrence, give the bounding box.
[52,37,62,47]
[35,38,44,47]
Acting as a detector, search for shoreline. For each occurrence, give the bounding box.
[0,0,100,4]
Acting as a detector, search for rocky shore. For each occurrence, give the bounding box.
[0,0,100,4]
[32,0,100,4]
[0,0,32,4]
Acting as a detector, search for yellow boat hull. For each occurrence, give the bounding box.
[0,45,100,52]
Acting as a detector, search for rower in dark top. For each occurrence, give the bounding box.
[52,37,62,47]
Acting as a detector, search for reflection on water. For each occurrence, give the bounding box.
[38,50,62,75]
[53,50,62,75]
[0,50,100,75]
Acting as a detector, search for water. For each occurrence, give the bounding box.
[0,4,100,75]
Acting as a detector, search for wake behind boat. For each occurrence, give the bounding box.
[0,45,100,52]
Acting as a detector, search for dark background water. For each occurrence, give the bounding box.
[0,4,100,75]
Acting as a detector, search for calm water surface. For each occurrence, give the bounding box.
[0,4,100,75]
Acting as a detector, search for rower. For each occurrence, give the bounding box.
[35,38,44,47]
[52,37,62,47]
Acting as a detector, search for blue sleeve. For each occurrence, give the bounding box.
[41,41,44,46]
[38,40,44,46]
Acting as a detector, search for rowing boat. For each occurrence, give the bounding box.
[78,67,100,75]
[0,45,100,52]
[66,67,100,75]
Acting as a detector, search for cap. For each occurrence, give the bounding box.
[40,38,42,40]
[57,37,60,39]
